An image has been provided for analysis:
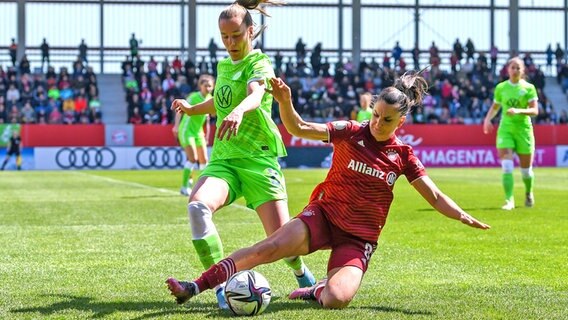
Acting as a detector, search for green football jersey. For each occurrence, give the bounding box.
[179,92,210,137]
[494,79,538,128]
[357,109,372,122]
[211,49,286,160]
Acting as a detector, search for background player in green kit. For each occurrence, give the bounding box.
[172,74,214,196]
[167,0,315,309]
[483,57,538,210]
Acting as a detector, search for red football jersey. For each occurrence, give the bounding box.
[308,120,427,243]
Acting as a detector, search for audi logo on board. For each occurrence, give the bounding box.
[136,147,184,169]
[55,147,116,169]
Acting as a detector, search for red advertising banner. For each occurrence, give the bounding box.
[21,124,105,147]
[20,124,568,147]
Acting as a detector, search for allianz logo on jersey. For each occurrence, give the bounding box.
[347,159,397,186]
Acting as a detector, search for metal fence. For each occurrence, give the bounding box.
[0,0,566,74]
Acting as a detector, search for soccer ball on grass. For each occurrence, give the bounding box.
[224,270,271,316]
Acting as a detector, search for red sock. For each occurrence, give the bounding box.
[194,258,236,293]
[313,282,326,305]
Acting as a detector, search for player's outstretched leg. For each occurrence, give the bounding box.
[166,278,198,304]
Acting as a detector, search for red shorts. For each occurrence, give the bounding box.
[296,203,377,273]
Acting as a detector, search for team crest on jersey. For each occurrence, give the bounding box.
[302,209,315,217]
[386,149,399,161]
[332,121,348,130]
[216,85,232,109]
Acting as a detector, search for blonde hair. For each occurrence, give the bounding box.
[507,56,527,79]
[220,0,285,40]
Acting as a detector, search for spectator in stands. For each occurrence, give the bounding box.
[6,83,20,103]
[392,41,402,67]
[295,37,306,61]
[9,38,17,67]
[21,101,36,123]
[465,38,475,62]
[147,56,158,78]
[545,44,554,75]
[453,38,464,64]
[129,107,143,124]
[144,109,159,124]
[208,38,219,63]
[483,57,538,211]
[412,44,420,70]
[555,43,564,65]
[129,33,140,61]
[19,55,30,75]
[172,55,183,74]
[558,109,568,124]
[40,38,50,72]
[78,39,88,65]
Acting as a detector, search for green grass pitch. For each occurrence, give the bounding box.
[1,168,567,319]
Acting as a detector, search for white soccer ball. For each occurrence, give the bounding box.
[224,270,271,316]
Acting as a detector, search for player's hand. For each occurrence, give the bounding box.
[171,126,178,137]
[217,109,244,141]
[460,213,491,230]
[267,77,292,104]
[482,119,493,134]
[171,99,191,115]
[506,108,519,115]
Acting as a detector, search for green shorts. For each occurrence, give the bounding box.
[200,157,287,210]
[179,133,206,148]
[496,125,535,154]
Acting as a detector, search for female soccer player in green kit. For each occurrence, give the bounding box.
[167,0,315,309]
[172,74,214,196]
[483,57,538,210]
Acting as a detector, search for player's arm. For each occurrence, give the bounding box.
[268,77,328,141]
[483,102,501,134]
[506,99,538,116]
[411,176,491,230]
[171,97,215,116]
[172,112,182,137]
[217,80,266,140]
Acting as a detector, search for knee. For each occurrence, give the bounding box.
[320,284,353,309]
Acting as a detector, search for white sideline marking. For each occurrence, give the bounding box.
[72,171,251,211]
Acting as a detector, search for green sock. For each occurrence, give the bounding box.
[503,173,514,201]
[283,256,305,275]
[182,167,191,188]
[192,234,224,269]
[523,175,534,194]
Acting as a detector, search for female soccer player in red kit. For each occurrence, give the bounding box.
[167,72,490,309]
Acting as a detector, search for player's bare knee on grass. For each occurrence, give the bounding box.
[321,287,353,309]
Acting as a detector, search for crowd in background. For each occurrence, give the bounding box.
[7,36,563,126]
[122,37,568,126]
[0,38,100,124]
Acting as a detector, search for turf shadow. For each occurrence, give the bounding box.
[359,305,434,316]
[10,293,215,319]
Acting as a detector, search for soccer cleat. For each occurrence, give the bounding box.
[295,267,316,288]
[289,279,327,300]
[501,199,515,211]
[180,187,189,196]
[525,193,534,207]
[215,286,229,310]
[166,278,197,304]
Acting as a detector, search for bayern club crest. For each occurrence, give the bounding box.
[302,209,315,217]
[386,149,399,161]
